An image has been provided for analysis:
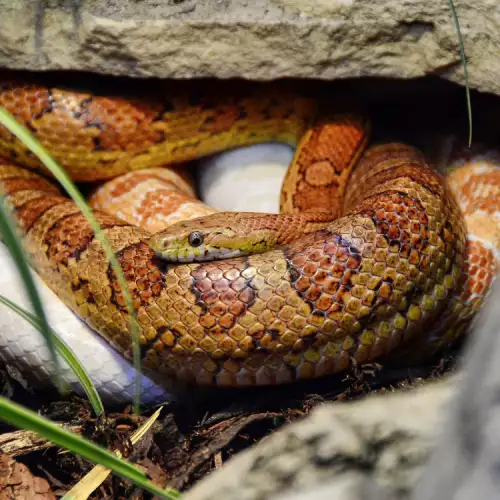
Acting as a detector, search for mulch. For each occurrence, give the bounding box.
[0,348,458,499]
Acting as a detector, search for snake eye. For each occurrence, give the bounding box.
[188,231,204,247]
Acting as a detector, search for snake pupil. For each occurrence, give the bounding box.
[188,231,204,247]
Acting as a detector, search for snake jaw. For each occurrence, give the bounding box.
[152,244,248,263]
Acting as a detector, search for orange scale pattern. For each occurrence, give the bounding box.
[0,78,499,389]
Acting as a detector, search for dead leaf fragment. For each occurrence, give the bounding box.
[0,452,56,500]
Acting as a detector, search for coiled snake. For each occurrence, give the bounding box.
[0,76,498,391]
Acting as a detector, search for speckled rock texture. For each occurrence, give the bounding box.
[414,279,500,500]
[0,0,499,96]
[183,377,457,500]
[177,281,500,500]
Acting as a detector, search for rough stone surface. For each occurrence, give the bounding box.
[0,1,499,95]
[414,279,500,499]
[183,376,456,500]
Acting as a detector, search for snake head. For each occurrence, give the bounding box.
[149,212,280,262]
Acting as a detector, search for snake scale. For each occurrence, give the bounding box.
[0,75,498,390]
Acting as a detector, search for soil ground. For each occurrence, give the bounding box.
[0,348,458,498]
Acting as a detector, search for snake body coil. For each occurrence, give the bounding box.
[0,77,497,389]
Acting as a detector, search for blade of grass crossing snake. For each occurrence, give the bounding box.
[0,108,143,413]
[0,295,104,416]
[0,196,65,392]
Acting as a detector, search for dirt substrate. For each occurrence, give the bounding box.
[0,347,458,499]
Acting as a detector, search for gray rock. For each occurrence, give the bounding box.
[273,476,386,500]
[1,0,499,95]
[414,279,500,499]
[183,377,456,500]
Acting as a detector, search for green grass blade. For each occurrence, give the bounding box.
[61,406,181,500]
[0,397,178,499]
[0,295,104,417]
[448,0,473,146]
[0,108,142,413]
[0,198,64,392]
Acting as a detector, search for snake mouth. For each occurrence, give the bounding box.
[151,245,247,263]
